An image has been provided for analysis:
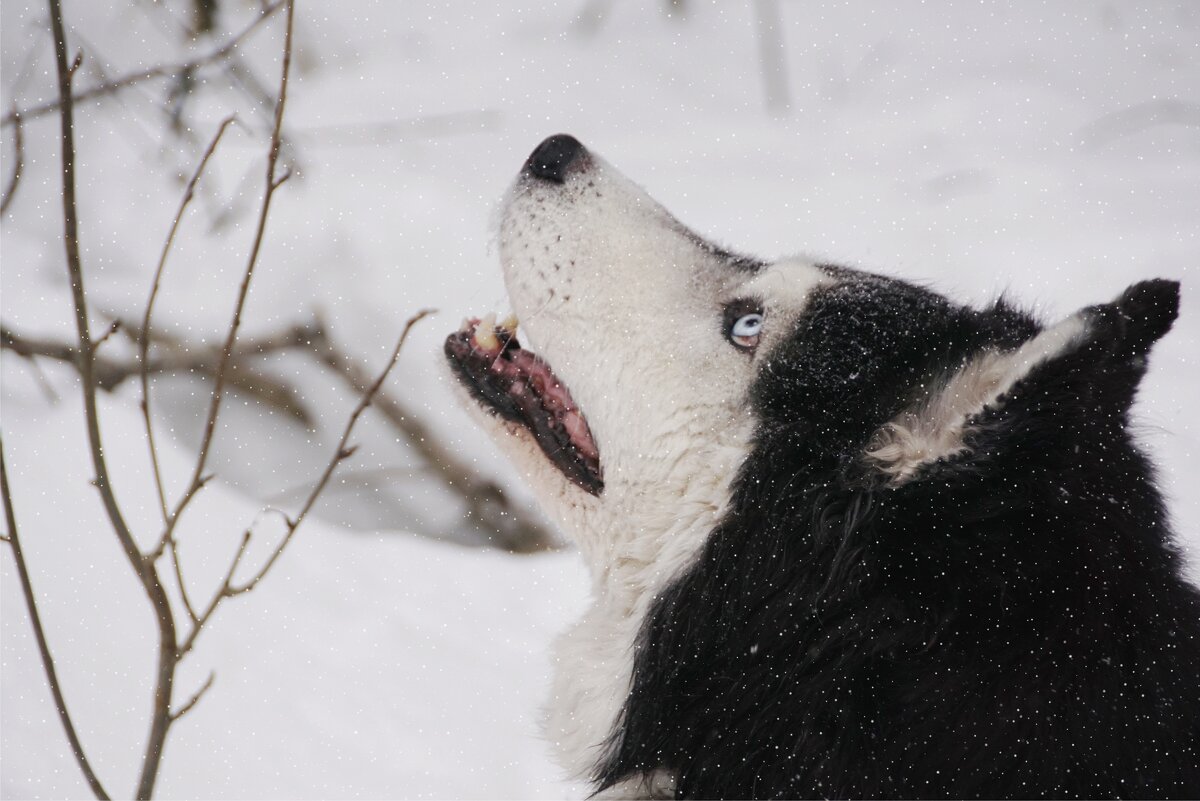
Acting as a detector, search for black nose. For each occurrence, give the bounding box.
[524,134,584,183]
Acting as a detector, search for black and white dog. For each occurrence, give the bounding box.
[445,135,1200,799]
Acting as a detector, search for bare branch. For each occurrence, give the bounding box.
[48,0,150,605]
[46,2,179,796]
[170,0,310,669]
[174,311,432,660]
[0,107,23,217]
[0,436,112,800]
[169,672,215,722]
[1,324,313,424]
[3,2,283,129]
[1,326,74,363]
[143,115,239,524]
[3,314,559,553]
[0,326,62,402]
[227,308,435,595]
[214,57,302,175]
[173,0,296,534]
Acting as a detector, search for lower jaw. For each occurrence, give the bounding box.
[443,320,603,495]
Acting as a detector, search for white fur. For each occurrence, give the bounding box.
[454,151,828,793]
[865,313,1089,483]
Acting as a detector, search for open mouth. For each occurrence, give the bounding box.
[444,316,603,495]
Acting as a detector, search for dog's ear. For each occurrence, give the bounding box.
[864,279,1180,484]
[1094,278,1180,361]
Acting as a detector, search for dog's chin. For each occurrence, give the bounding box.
[444,316,603,496]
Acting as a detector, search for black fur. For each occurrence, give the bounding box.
[596,276,1200,799]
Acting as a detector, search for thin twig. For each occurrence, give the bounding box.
[1,436,112,800]
[3,2,282,129]
[169,537,200,625]
[230,309,435,594]
[46,3,179,797]
[175,529,253,658]
[169,672,215,722]
[221,57,301,172]
[90,319,121,351]
[143,115,239,524]
[1,107,23,216]
[175,310,434,659]
[171,0,295,536]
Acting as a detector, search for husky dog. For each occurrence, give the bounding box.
[444,135,1200,799]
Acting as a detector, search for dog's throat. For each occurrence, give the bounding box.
[445,320,603,495]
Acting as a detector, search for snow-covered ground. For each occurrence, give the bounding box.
[2,1,1198,798]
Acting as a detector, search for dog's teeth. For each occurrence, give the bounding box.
[500,314,519,334]
[460,317,474,333]
[475,313,500,349]
[476,328,500,350]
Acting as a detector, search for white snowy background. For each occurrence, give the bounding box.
[2,0,1199,798]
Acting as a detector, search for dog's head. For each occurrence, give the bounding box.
[446,135,833,567]
[445,135,1179,569]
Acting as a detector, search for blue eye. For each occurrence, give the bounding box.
[724,300,764,351]
[731,314,763,338]
[728,311,764,350]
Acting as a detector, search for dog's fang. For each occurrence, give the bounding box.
[475,313,500,350]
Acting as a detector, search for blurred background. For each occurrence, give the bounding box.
[2,1,1198,797]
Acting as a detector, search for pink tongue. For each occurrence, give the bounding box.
[562,413,599,461]
[508,351,599,461]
